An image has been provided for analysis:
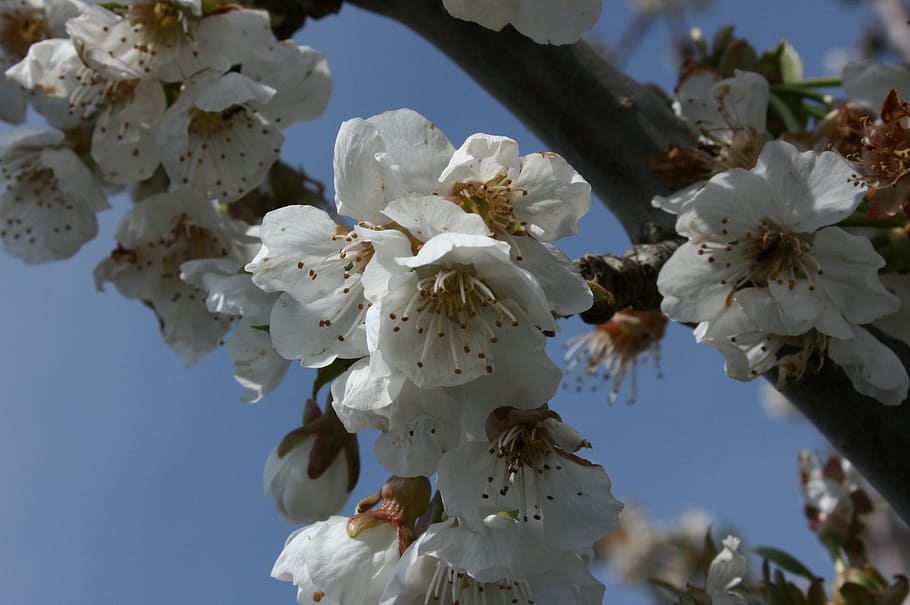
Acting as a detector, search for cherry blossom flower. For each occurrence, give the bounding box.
[658,140,899,339]
[706,535,747,605]
[334,108,592,316]
[842,61,910,113]
[436,406,623,552]
[94,192,251,364]
[0,127,108,263]
[8,37,166,183]
[245,204,371,367]
[381,519,605,605]
[440,0,601,45]
[272,516,400,605]
[563,309,667,403]
[652,69,769,214]
[65,2,272,82]
[180,254,289,402]
[0,0,83,124]
[262,404,354,525]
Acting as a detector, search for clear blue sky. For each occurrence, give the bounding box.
[0,1,893,603]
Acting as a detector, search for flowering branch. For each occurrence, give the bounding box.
[339,0,910,527]
[344,0,692,243]
[576,240,681,324]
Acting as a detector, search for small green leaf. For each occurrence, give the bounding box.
[752,546,817,580]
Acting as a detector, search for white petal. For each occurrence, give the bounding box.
[828,327,909,406]
[842,62,910,111]
[513,150,591,241]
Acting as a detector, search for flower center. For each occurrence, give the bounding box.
[390,266,518,374]
[0,8,48,61]
[698,217,822,291]
[449,172,528,237]
[129,1,189,37]
[189,106,249,138]
[423,559,535,605]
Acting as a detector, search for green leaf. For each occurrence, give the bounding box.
[807,578,828,605]
[752,546,817,580]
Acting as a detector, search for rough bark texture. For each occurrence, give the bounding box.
[344,0,910,525]
[577,240,681,323]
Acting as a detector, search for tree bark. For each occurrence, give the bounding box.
[344,0,910,526]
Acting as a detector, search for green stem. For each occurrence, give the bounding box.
[771,84,833,105]
[790,76,842,88]
[768,93,802,133]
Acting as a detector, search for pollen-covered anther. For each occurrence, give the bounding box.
[448,171,529,240]
[392,266,517,374]
[480,406,593,523]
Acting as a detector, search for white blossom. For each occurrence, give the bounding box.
[94,192,250,364]
[0,128,108,263]
[706,535,747,605]
[66,3,272,82]
[659,140,899,339]
[334,109,592,316]
[8,37,167,183]
[440,0,601,45]
[381,520,604,605]
[436,408,623,552]
[262,437,351,525]
[0,0,83,124]
[271,516,400,605]
[842,62,910,112]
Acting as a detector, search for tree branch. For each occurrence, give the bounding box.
[343,0,910,526]
[345,0,692,243]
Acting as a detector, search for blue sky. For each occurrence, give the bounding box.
[0,1,894,603]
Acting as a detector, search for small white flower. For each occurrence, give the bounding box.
[8,38,167,183]
[271,516,400,605]
[441,0,601,45]
[94,192,249,364]
[263,437,351,526]
[157,71,283,202]
[66,3,272,82]
[706,535,748,605]
[659,140,899,339]
[381,520,605,605]
[0,127,108,263]
[363,227,557,388]
[180,255,289,403]
[0,0,83,124]
[246,205,371,367]
[436,407,623,553]
[842,62,910,112]
[334,109,593,316]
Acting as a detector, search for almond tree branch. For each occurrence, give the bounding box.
[344,0,910,525]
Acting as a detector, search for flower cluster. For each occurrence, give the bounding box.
[653,53,910,406]
[245,108,623,604]
[0,1,330,393]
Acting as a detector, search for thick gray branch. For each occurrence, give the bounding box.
[344,0,910,526]
[345,0,692,243]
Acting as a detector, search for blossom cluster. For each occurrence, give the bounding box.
[245,107,623,604]
[652,57,910,406]
[0,0,330,383]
